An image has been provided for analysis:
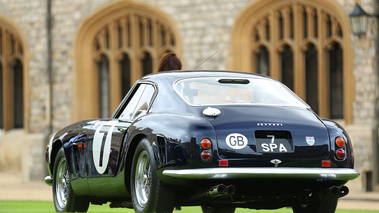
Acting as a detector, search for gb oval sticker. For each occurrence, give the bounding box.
[225,133,248,149]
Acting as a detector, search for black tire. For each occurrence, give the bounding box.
[53,147,90,212]
[131,138,174,213]
[201,205,236,213]
[292,198,338,213]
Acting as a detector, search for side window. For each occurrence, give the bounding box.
[119,84,155,120]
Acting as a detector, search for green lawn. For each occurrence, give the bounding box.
[0,201,377,213]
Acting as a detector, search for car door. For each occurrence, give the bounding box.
[87,119,129,177]
[87,83,156,196]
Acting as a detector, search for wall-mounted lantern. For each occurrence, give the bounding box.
[349,3,371,37]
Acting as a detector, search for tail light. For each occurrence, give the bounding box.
[335,137,346,160]
[336,137,345,147]
[201,150,212,161]
[201,139,212,149]
[200,138,212,162]
[45,145,49,163]
[336,149,346,159]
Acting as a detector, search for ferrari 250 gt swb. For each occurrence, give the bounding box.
[44,71,359,213]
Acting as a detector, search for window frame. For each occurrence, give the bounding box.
[114,82,157,121]
[0,25,26,131]
[73,1,181,121]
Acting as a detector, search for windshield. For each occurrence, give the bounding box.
[174,77,308,108]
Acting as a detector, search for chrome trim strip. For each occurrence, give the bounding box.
[162,168,360,181]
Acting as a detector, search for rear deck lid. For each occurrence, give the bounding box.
[174,75,330,160]
[208,106,330,160]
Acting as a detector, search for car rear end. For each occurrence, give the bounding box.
[162,74,359,209]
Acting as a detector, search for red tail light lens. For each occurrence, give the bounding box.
[201,139,212,149]
[336,149,346,160]
[201,150,212,161]
[336,137,346,147]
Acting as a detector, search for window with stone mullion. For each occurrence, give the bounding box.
[1,31,24,130]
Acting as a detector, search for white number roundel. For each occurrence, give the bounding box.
[225,133,248,149]
[93,120,118,174]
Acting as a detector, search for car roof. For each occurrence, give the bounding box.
[113,70,304,119]
[140,70,271,84]
[129,70,277,116]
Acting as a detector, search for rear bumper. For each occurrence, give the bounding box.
[162,167,360,181]
[44,176,53,186]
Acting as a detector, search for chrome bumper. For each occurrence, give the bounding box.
[162,167,360,181]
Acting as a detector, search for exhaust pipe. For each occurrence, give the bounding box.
[339,186,349,198]
[226,185,236,197]
[320,186,340,199]
[190,184,236,201]
[208,184,227,197]
[319,186,350,199]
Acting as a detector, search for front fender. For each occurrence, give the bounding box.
[46,120,97,177]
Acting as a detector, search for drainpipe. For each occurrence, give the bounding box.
[43,0,53,170]
[374,97,379,191]
[373,2,379,191]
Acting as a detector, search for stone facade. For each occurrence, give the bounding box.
[0,0,377,191]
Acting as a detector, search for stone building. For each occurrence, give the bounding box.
[0,0,378,192]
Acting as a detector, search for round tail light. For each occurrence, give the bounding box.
[201,139,212,149]
[336,137,346,147]
[336,149,346,160]
[201,150,212,161]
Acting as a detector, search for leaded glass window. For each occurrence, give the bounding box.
[248,1,349,121]
[305,44,318,114]
[280,45,294,91]
[0,28,24,130]
[329,42,343,119]
[98,55,110,118]
[91,12,178,117]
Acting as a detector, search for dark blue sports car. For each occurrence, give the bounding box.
[44,70,359,213]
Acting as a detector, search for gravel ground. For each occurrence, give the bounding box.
[1,172,379,211]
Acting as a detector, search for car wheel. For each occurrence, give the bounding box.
[292,198,338,213]
[53,147,89,212]
[201,205,236,213]
[131,138,174,213]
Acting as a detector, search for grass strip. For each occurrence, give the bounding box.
[0,201,377,213]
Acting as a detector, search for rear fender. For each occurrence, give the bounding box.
[322,119,354,168]
[123,133,147,193]
[122,113,217,187]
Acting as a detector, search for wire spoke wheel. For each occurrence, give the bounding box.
[131,138,174,213]
[55,157,69,209]
[135,150,152,207]
[53,147,89,212]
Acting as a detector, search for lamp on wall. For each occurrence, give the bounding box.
[350,1,379,192]
[349,3,371,37]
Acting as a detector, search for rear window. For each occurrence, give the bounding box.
[174,77,308,108]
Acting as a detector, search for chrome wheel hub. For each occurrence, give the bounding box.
[135,150,152,207]
[55,158,69,209]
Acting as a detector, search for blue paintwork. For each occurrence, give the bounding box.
[45,70,357,207]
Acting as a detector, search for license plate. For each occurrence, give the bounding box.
[255,131,293,153]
